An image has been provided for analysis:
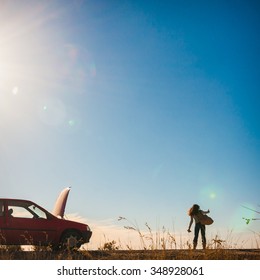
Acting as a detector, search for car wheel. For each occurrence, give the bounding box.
[60,230,82,250]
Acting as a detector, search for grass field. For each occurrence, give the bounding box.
[1,218,259,260]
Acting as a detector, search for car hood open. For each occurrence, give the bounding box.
[52,187,71,218]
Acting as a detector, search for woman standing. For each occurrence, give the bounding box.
[187,204,210,249]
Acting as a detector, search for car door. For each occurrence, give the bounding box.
[5,200,58,246]
[0,200,7,244]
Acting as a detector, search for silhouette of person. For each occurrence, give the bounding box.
[187,204,210,249]
[8,208,13,217]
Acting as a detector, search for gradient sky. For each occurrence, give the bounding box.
[0,0,259,249]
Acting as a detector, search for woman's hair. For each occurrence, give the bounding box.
[188,204,200,216]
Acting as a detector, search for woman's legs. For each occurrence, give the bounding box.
[193,223,200,249]
[201,224,206,249]
[193,223,206,249]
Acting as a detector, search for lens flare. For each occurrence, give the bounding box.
[12,86,19,95]
[38,97,66,126]
[200,186,218,200]
[61,44,97,88]
[209,192,216,199]
[231,203,256,230]
[68,119,75,126]
[198,185,225,208]
[66,117,81,133]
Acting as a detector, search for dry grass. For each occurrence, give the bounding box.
[0,247,259,260]
[1,218,259,260]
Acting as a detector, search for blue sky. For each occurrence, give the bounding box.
[0,0,259,248]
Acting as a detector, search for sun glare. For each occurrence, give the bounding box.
[209,192,216,199]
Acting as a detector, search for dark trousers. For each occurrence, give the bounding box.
[193,222,206,248]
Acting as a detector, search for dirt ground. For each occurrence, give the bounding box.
[1,249,260,260]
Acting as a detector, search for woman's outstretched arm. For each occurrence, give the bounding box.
[187,216,193,232]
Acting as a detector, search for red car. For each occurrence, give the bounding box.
[0,188,92,250]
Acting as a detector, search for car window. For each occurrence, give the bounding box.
[28,204,47,219]
[8,201,47,219]
[8,205,34,218]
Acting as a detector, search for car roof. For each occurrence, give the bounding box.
[0,198,47,209]
[0,198,34,203]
